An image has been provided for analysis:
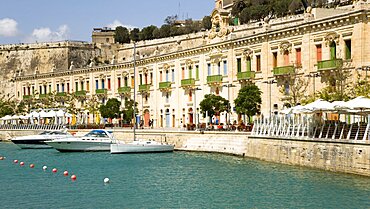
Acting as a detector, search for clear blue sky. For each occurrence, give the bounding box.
[0,0,214,44]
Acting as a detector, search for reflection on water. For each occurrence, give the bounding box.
[0,142,369,209]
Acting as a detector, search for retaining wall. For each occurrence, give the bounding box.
[1,129,369,176]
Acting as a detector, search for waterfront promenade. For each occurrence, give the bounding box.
[1,127,369,177]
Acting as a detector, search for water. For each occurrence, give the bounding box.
[0,142,369,209]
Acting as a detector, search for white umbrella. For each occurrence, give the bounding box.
[0,115,12,120]
[30,111,40,117]
[292,105,312,114]
[56,109,65,117]
[280,108,292,114]
[38,110,48,118]
[345,96,370,110]
[303,99,334,112]
[44,110,57,118]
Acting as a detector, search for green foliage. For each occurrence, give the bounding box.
[279,68,309,106]
[130,28,140,42]
[139,25,158,41]
[115,26,130,44]
[317,68,352,102]
[122,98,138,123]
[164,15,178,25]
[234,83,262,121]
[199,94,229,118]
[84,95,100,123]
[201,16,212,30]
[99,98,121,119]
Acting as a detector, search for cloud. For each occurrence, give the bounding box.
[26,24,69,42]
[106,20,136,29]
[0,18,18,37]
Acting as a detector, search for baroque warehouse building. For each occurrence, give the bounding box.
[2,0,370,128]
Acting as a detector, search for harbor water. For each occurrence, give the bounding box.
[0,142,369,208]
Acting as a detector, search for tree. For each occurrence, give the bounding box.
[234,83,262,123]
[199,94,229,119]
[122,98,138,125]
[130,28,140,42]
[139,25,157,41]
[317,65,352,101]
[279,68,309,107]
[164,15,178,25]
[84,95,100,124]
[115,26,130,44]
[100,98,121,119]
[201,16,212,30]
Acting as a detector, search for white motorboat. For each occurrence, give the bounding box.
[46,129,114,152]
[110,140,174,154]
[11,130,73,149]
[110,42,174,154]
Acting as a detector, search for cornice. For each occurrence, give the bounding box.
[13,9,369,82]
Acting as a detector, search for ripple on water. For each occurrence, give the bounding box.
[0,142,369,209]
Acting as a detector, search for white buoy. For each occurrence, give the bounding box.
[42,165,48,170]
[104,177,110,184]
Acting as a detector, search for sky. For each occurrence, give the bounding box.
[0,0,214,44]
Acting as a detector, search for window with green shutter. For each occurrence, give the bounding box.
[330,42,336,60]
[195,65,199,80]
[237,58,241,73]
[345,40,351,60]
[246,57,251,72]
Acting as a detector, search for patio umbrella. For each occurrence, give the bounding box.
[303,99,334,112]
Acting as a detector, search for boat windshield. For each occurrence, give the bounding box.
[39,131,52,135]
[49,131,67,135]
[84,130,108,138]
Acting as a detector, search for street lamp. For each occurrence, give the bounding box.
[305,72,320,98]
[222,83,236,126]
[193,87,202,130]
[262,79,277,119]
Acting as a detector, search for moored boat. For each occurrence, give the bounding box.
[110,140,174,154]
[11,130,73,149]
[46,129,114,152]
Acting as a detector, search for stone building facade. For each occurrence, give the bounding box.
[6,1,370,128]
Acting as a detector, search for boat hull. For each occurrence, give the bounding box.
[110,143,174,154]
[46,141,111,152]
[11,139,52,149]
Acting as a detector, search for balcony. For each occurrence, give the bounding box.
[207,75,223,86]
[159,81,172,91]
[272,65,295,76]
[56,92,67,97]
[39,94,48,99]
[237,71,256,81]
[23,95,33,100]
[75,90,87,97]
[317,59,343,71]
[118,86,131,94]
[139,84,151,92]
[181,78,195,88]
[96,89,108,94]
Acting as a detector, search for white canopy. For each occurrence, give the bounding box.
[344,96,370,110]
[44,110,57,118]
[0,115,12,120]
[303,99,334,112]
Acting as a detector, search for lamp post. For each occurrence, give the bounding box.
[262,80,277,119]
[193,87,202,130]
[222,83,236,125]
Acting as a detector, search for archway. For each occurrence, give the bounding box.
[165,109,170,128]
